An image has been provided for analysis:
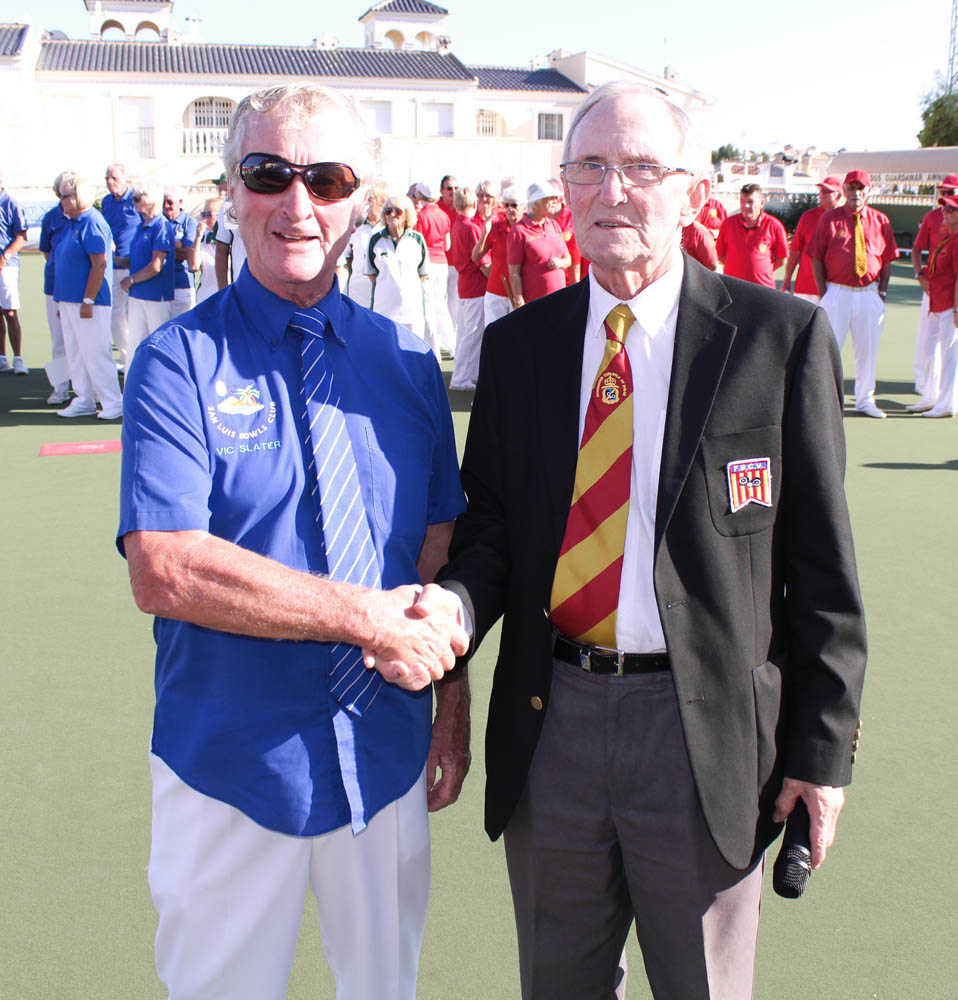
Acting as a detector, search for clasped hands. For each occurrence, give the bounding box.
[361,583,468,690]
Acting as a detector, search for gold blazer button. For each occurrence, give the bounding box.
[530,696,544,711]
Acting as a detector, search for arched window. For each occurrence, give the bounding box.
[183,97,236,156]
[99,19,125,40]
[477,109,506,138]
[384,29,404,49]
[134,21,161,42]
[414,30,434,50]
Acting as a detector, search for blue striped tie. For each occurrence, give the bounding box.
[291,307,383,716]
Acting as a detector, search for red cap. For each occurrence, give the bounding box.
[843,169,871,188]
[817,175,843,191]
[938,173,958,190]
[938,194,958,209]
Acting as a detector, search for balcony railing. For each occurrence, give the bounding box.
[121,126,155,160]
[182,127,228,157]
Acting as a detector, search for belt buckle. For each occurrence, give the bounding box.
[578,648,591,672]
[615,650,625,677]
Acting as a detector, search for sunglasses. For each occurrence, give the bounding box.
[503,201,520,208]
[384,207,404,217]
[239,153,360,202]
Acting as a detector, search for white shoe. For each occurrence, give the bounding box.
[856,402,886,419]
[57,399,97,418]
[97,404,123,420]
[0,356,9,373]
[46,389,71,405]
[12,356,27,375]
[906,401,934,413]
[921,408,955,418]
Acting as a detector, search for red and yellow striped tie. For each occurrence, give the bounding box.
[550,304,635,646]
[854,214,867,279]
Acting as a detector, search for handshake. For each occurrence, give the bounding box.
[361,582,469,691]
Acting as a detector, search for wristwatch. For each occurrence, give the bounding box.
[82,297,95,305]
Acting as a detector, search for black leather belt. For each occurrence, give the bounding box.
[553,633,670,677]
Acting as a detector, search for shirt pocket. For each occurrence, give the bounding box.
[363,425,431,542]
[700,424,781,537]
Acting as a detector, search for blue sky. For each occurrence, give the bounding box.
[12,0,943,153]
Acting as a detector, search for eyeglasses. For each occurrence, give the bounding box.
[561,161,691,188]
[238,153,361,202]
[132,195,142,202]
[503,201,520,208]
[384,207,403,217]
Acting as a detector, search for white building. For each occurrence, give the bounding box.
[0,0,715,206]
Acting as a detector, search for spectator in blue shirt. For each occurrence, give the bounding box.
[120,182,175,360]
[101,163,140,371]
[162,186,199,317]
[39,170,75,403]
[53,177,123,419]
[118,82,469,999]
[0,171,29,374]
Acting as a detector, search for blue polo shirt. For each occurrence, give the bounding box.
[100,188,140,258]
[170,210,198,290]
[117,267,465,836]
[0,189,27,264]
[129,214,175,302]
[52,208,113,306]
[39,204,71,295]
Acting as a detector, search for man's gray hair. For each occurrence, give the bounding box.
[164,186,184,203]
[53,170,77,198]
[222,84,379,183]
[562,81,708,178]
[106,163,128,180]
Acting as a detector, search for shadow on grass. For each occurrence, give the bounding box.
[0,371,123,428]
[440,370,475,413]
[863,459,958,471]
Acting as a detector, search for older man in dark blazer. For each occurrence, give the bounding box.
[427,80,866,999]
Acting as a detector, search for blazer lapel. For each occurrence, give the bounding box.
[533,281,589,555]
[655,259,737,549]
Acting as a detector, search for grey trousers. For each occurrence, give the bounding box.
[504,660,764,1000]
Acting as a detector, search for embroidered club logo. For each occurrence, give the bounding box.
[726,457,772,513]
[215,381,264,415]
[758,242,768,254]
[596,371,629,406]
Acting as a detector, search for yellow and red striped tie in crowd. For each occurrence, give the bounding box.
[550,304,635,647]
[854,214,868,279]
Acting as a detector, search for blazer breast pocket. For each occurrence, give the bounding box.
[701,425,781,537]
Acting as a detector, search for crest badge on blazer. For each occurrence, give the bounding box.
[726,457,772,513]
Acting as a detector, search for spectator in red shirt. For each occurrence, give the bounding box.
[439,174,460,331]
[414,181,456,357]
[682,219,718,270]
[449,186,491,390]
[716,184,788,287]
[507,181,571,306]
[906,193,958,417]
[697,196,727,240]
[808,169,898,418]
[549,179,582,285]
[781,175,844,304]
[910,173,958,394]
[474,185,524,326]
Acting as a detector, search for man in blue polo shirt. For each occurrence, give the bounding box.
[0,171,28,374]
[162,186,199,317]
[101,163,140,370]
[118,83,469,1000]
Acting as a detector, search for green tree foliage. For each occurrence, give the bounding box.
[711,143,742,165]
[764,194,818,234]
[918,92,958,147]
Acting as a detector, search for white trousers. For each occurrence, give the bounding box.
[423,260,456,356]
[127,298,173,360]
[170,286,196,318]
[483,291,513,328]
[111,268,130,368]
[446,265,460,330]
[44,294,70,392]
[915,309,958,413]
[912,292,938,395]
[794,292,820,305]
[58,302,122,409]
[450,296,484,388]
[820,283,885,410]
[149,755,430,1000]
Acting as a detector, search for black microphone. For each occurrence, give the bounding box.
[772,798,812,899]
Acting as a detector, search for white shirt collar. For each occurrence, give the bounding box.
[586,252,684,342]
